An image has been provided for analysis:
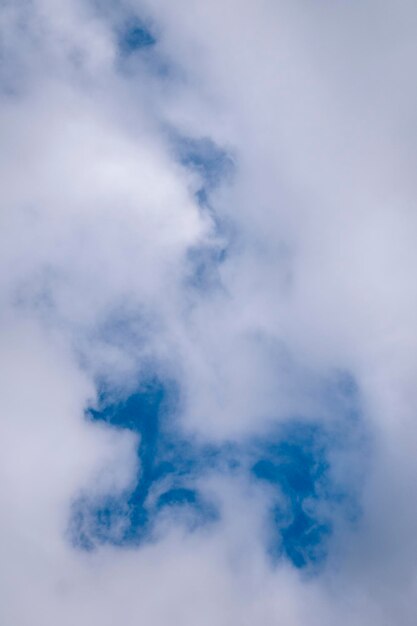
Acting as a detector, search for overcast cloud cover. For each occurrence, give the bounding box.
[1,1,417,624]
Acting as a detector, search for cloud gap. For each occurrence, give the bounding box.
[70,369,364,571]
[117,17,156,55]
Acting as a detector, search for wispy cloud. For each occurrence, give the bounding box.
[1,1,417,624]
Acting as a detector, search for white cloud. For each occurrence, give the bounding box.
[1,0,417,624]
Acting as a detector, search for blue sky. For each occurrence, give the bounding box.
[1,1,417,625]
[71,369,362,572]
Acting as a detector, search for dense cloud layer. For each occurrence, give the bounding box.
[1,1,417,624]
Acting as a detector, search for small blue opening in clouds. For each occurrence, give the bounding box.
[118,19,156,55]
[169,133,235,292]
[252,423,333,568]
[175,136,234,195]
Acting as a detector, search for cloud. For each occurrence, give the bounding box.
[1,1,417,624]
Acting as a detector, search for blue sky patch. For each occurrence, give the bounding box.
[70,377,219,548]
[118,19,156,55]
[175,136,234,194]
[175,136,233,291]
[70,369,364,570]
[252,422,333,568]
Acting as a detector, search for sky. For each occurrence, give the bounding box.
[1,1,417,624]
